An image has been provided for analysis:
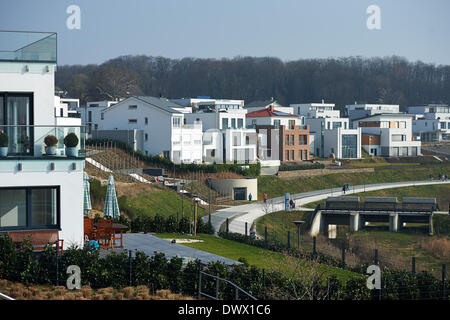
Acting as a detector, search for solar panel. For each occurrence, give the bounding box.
[364,197,398,203]
[402,197,436,204]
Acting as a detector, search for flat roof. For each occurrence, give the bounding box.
[326,196,360,202]
[402,197,436,204]
[364,197,398,203]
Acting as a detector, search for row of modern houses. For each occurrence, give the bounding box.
[59,95,450,165]
[0,30,449,248]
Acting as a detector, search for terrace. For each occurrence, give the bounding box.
[0,30,57,64]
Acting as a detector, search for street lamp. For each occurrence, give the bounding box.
[293,220,305,249]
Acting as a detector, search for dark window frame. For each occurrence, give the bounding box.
[0,186,61,232]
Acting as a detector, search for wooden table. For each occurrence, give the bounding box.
[111,223,128,248]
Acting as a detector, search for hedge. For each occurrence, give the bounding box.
[278,163,325,171]
[86,138,261,177]
[0,235,447,300]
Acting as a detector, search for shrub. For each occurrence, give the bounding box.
[44,135,58,147]
[278,163,325,171]
[0,132,8,147]
[64,133,79,148]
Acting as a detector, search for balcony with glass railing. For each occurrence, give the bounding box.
[0,31,57,63]
[0,125,85,159]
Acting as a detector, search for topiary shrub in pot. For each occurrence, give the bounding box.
[44,135,58,155]
[0,132,8,157]
[64,132,79,157]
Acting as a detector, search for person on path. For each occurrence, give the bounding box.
[342,185,346,194]
[248,193,252,201]
[263,193,268,203]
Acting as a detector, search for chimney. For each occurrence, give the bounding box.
[268,105,274,112]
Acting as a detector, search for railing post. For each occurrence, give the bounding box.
[287,231,290,249]
[443,264,447,300]
[264,226,268,248]
[55,240,59,286]
[129,250,133,286]
[198,261,202,300]
[235,287,239,300]
[226,218,229,235]
[245,222,248,239]
[313,236,317,256]
[412,257,416,275]
[216,278,219,300]
[262,268,266,300]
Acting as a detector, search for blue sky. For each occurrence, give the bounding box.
[1,0,449,66]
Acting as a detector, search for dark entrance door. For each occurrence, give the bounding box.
[234,187,246,201]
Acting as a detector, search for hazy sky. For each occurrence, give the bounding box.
[1,0,449,66]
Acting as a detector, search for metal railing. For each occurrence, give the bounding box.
[198,263,258,300]
[0,292,15,300]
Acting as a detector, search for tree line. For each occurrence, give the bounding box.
[56,55,450,112]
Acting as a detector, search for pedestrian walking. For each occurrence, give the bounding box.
[248,193,252,201]
[429,174,433,181]
[342,185,346,194]
[263,193,267,203]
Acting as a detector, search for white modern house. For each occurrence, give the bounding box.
[353,114,421,157]
[54,96,82,126]
[97,96,203,164]
[307,118,361,158]
[345,103,400,128]
[291,101,339,119]
[245,99,294,114]
[407,104,450,142]
[171,97,245,112]
[78,100,118,136]
[0,31,85,245]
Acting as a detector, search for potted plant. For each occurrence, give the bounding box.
[44,135,58,155]
[0,131,8,157]
[64,132,79,157]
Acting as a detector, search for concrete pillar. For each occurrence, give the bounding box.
[349,211,360,232]
[429,214,434,236]
[327,224,337,239]
[389,213,399,232]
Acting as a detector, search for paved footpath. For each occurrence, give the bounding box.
[203,180,450,236]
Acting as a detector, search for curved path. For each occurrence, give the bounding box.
[204,179,450,235]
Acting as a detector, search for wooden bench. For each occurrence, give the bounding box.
[7,230,64,255]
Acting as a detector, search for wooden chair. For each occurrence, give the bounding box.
[84,217,97,242]
[7,230,64,255]
[96,219,113,250]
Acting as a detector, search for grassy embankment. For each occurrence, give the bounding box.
[155,233,359,283]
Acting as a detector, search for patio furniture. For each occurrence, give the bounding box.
[96,219,113,250]
[111,223,128,248]
[83,217,97,241]
[7,230,64,255]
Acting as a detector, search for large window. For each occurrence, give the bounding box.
[237,118,243,129]
[0,187,59,230]
[342,134,358,158]
[222,118,229,129]
[0,93,33,156]
[172,117,182,127]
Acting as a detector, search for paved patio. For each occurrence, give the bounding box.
[101,233,240,265]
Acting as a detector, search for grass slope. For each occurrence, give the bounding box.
[156,233,358,283]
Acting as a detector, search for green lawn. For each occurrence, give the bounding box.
[125,188,208,218]
[155,233,359,283]
[258,163,450,199]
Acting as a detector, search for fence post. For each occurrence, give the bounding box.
[264,226,268,248]
[129,250,133,287]
[262,268,266,300]
[313,236,317,256]
[198,261,202,300]
[55,240,59,286]
[216,278,219,300]
[226,218,229,235]
[245,222,248,239]
[287,231,290,249]
[412,257,416,275]
[374,248,378,265]
[341,245,346,269]
[235,287,239,300]
[443,264,447,300]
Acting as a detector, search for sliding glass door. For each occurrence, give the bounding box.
[0,93,33,156]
